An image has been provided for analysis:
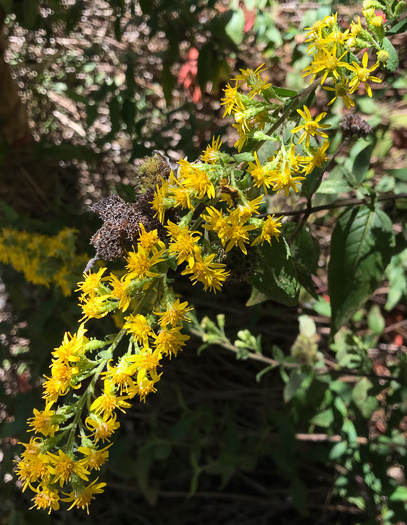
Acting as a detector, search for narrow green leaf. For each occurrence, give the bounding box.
[162,64,175,107]
[273,86,297,98]
[109,98,121,134]
[387,17,407,35]
[328,205,395,333]
[352,143,373,184]
[197,44,213,91]
[246,237,299,307]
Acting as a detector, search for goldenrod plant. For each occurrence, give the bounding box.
[15,1,406,514]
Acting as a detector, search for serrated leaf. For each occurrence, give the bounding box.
[381,38,399,73]
[246,238,299,307]
[328,205,395,333]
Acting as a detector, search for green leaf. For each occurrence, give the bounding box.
[387,16,407,35]
[390,486,407,502]
[352,143,374,184]
[86,104,98,127]
[234,152,255,162]
[290,227,319,298]
[311,409,334,428]
[387,168,407,181]
[246,238,299,307]
[284,369,307,402]
[23,0,38,29]
[273,86,297,98]
[329,440,348,460]
[328,205,395,333]
[317,179,352,194]
[225,8,245,45]
[381,38,399,73]
[368,305,385,335]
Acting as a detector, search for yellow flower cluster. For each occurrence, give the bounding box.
[0,228,88,295]
[303,11,383,106]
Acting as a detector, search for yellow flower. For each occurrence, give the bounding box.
[221,213,257,254]
[300,140,330,175]
[150,180,171,223]
[30,485,60,513]
[182,248,230,293]
[345,52,382,97]
[62,478,106,514]
[323,75,355,109]
[154,298,193,327]
[80,295,112,322]
[123,313,154,347]
[153,326,190,358]
[234,64,271,97]
[76,268,107,299]
[168,172,193,210]
[178,159,215,199]
[52,323,87,364]
[302,44,349,84]
[77,444,112,470]
[85,413,120,442]
[15,453,50,491]
[127,347,162,373]
[291,105,330,148]
[166,221,201,265]
[221,81,240,117]
[108,273,132,312]
[90,379,131,417]
[137,223,160,251]
[251,215,282,246]
[201,136,223,164]
[102,357,136,393]
[125,246,166,280]
[47,449,89,486]
[27,402,59,437]
[247,152,278,193]
[201,207,228,237]
[129,370,161,401]
[233,196,264,222]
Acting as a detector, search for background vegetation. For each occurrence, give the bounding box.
[1,0,407,523]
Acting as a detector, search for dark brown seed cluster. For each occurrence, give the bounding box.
[89,192,162,262]
[339,114,372,139]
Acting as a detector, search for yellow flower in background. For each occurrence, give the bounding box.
[345,51,382,97]
[291,105,330,148]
